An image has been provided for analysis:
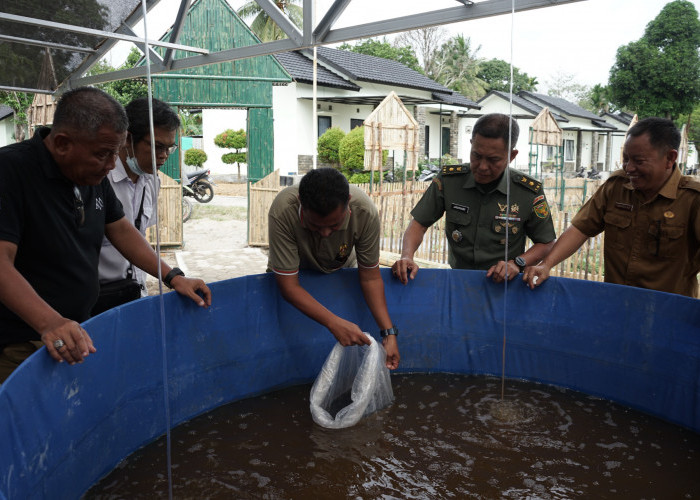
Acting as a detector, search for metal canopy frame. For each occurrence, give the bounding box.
[0,0,586,95]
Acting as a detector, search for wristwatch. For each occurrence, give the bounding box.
[379,326,399,338]
[514,256,527,273]
[163,267,185,289]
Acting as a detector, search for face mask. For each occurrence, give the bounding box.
[125,136,146,177]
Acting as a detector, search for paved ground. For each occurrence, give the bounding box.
[145,194,268,295]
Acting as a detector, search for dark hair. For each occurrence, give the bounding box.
[472,113,519,148]
[298,168,350,216]
[126,97,181,143]
[627,117,681,153]
[52,87,128,135]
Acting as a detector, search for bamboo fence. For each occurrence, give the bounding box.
[248,171,607,283]
[146,171,183,247]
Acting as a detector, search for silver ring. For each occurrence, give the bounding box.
[53,339,66,350]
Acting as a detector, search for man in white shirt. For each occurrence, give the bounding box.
[92,97,181,315]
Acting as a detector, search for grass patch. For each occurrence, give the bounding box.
[190,204,247,221]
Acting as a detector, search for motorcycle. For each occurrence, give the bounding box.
[575,167,601,179]
[418,164,441,182]
[183,168,215,203]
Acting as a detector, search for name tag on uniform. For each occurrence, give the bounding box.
[495,215,522,222]
[615,202,634,211]
[451,203,469,213]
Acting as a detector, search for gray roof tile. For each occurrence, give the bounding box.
[0,106,13,121]
[273,50,359,91]
[518,91,602,121]
[479,91,568,121]
[274,47,478,109]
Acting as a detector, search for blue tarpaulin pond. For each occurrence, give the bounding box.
[0,269,698,499]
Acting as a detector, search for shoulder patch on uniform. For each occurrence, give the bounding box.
[533,200,550,219]
[431,177,443,191]
[441,164,469,175]
[680,175,700,193]
[514,173,541,193]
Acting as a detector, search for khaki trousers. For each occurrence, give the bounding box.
[0,341,43,384]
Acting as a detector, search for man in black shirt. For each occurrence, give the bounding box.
[0,87,211,383]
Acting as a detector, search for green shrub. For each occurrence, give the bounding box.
[184,148,207,167]
[317,127,345,164]
[214,129,246,149]
[347,171,382,184]
[338,126,365,170]
[222,152,247,164]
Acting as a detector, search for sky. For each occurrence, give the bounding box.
[108,0,700,92]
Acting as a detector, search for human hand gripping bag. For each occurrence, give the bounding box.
[309,334,394,429]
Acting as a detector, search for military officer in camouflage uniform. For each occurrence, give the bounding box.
[268,168,400,370]
[392,113,556,284]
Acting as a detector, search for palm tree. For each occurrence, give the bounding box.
[431,35,487,101]
[237,1,303,42]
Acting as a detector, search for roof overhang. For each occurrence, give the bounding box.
[303,94,479,109]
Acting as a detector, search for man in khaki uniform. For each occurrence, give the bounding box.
[392,113,556,284]
[268,168,400,369]
[526,117,700,298]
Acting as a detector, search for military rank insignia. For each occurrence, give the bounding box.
[534,200,550,219]
[442,164,468,175]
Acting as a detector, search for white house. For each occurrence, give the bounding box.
[471,91,621,174]
[269,47,480,176]
[0,106,15,147]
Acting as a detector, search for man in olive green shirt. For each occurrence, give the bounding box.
[393,113,556,284]
[268,168,400,369]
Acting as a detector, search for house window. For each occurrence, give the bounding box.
[318,116,331,137]
[441,127,450,156]
[425,125,430,156]
[545,146,557,161]
[350,118,363,130]
[564,139,575,162]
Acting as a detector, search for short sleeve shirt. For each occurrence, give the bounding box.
[411,165,556,270]
[268,185,380,274]
[572,168,700,297]
[0,128,124,343]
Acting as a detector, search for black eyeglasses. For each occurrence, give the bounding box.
[141,139,178,156]
[73,186,85,227]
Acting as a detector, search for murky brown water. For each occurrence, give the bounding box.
[86,374,700,499]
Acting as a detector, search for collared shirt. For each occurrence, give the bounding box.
[0,128,124,343]
[98,159,158,293]
[267,185,380,274]
[411,165,556,270]
[572,168,700,297]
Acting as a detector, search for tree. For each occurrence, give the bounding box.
[545,71,590,107]
[431,35,487,101]
[87,48,147,106]
[0,91,34,142]
[338,38,422,73]
[608,0,700,119]
[214,129,247,178]
[237,0,303,42]
[338,126,365,171]
[395,27,447,76]
[678,103,700,149]
[476,58,538,94]
[0,0,108,91]
[184,148,208,168]
[179,110,203,136]
[317,127,345,165]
